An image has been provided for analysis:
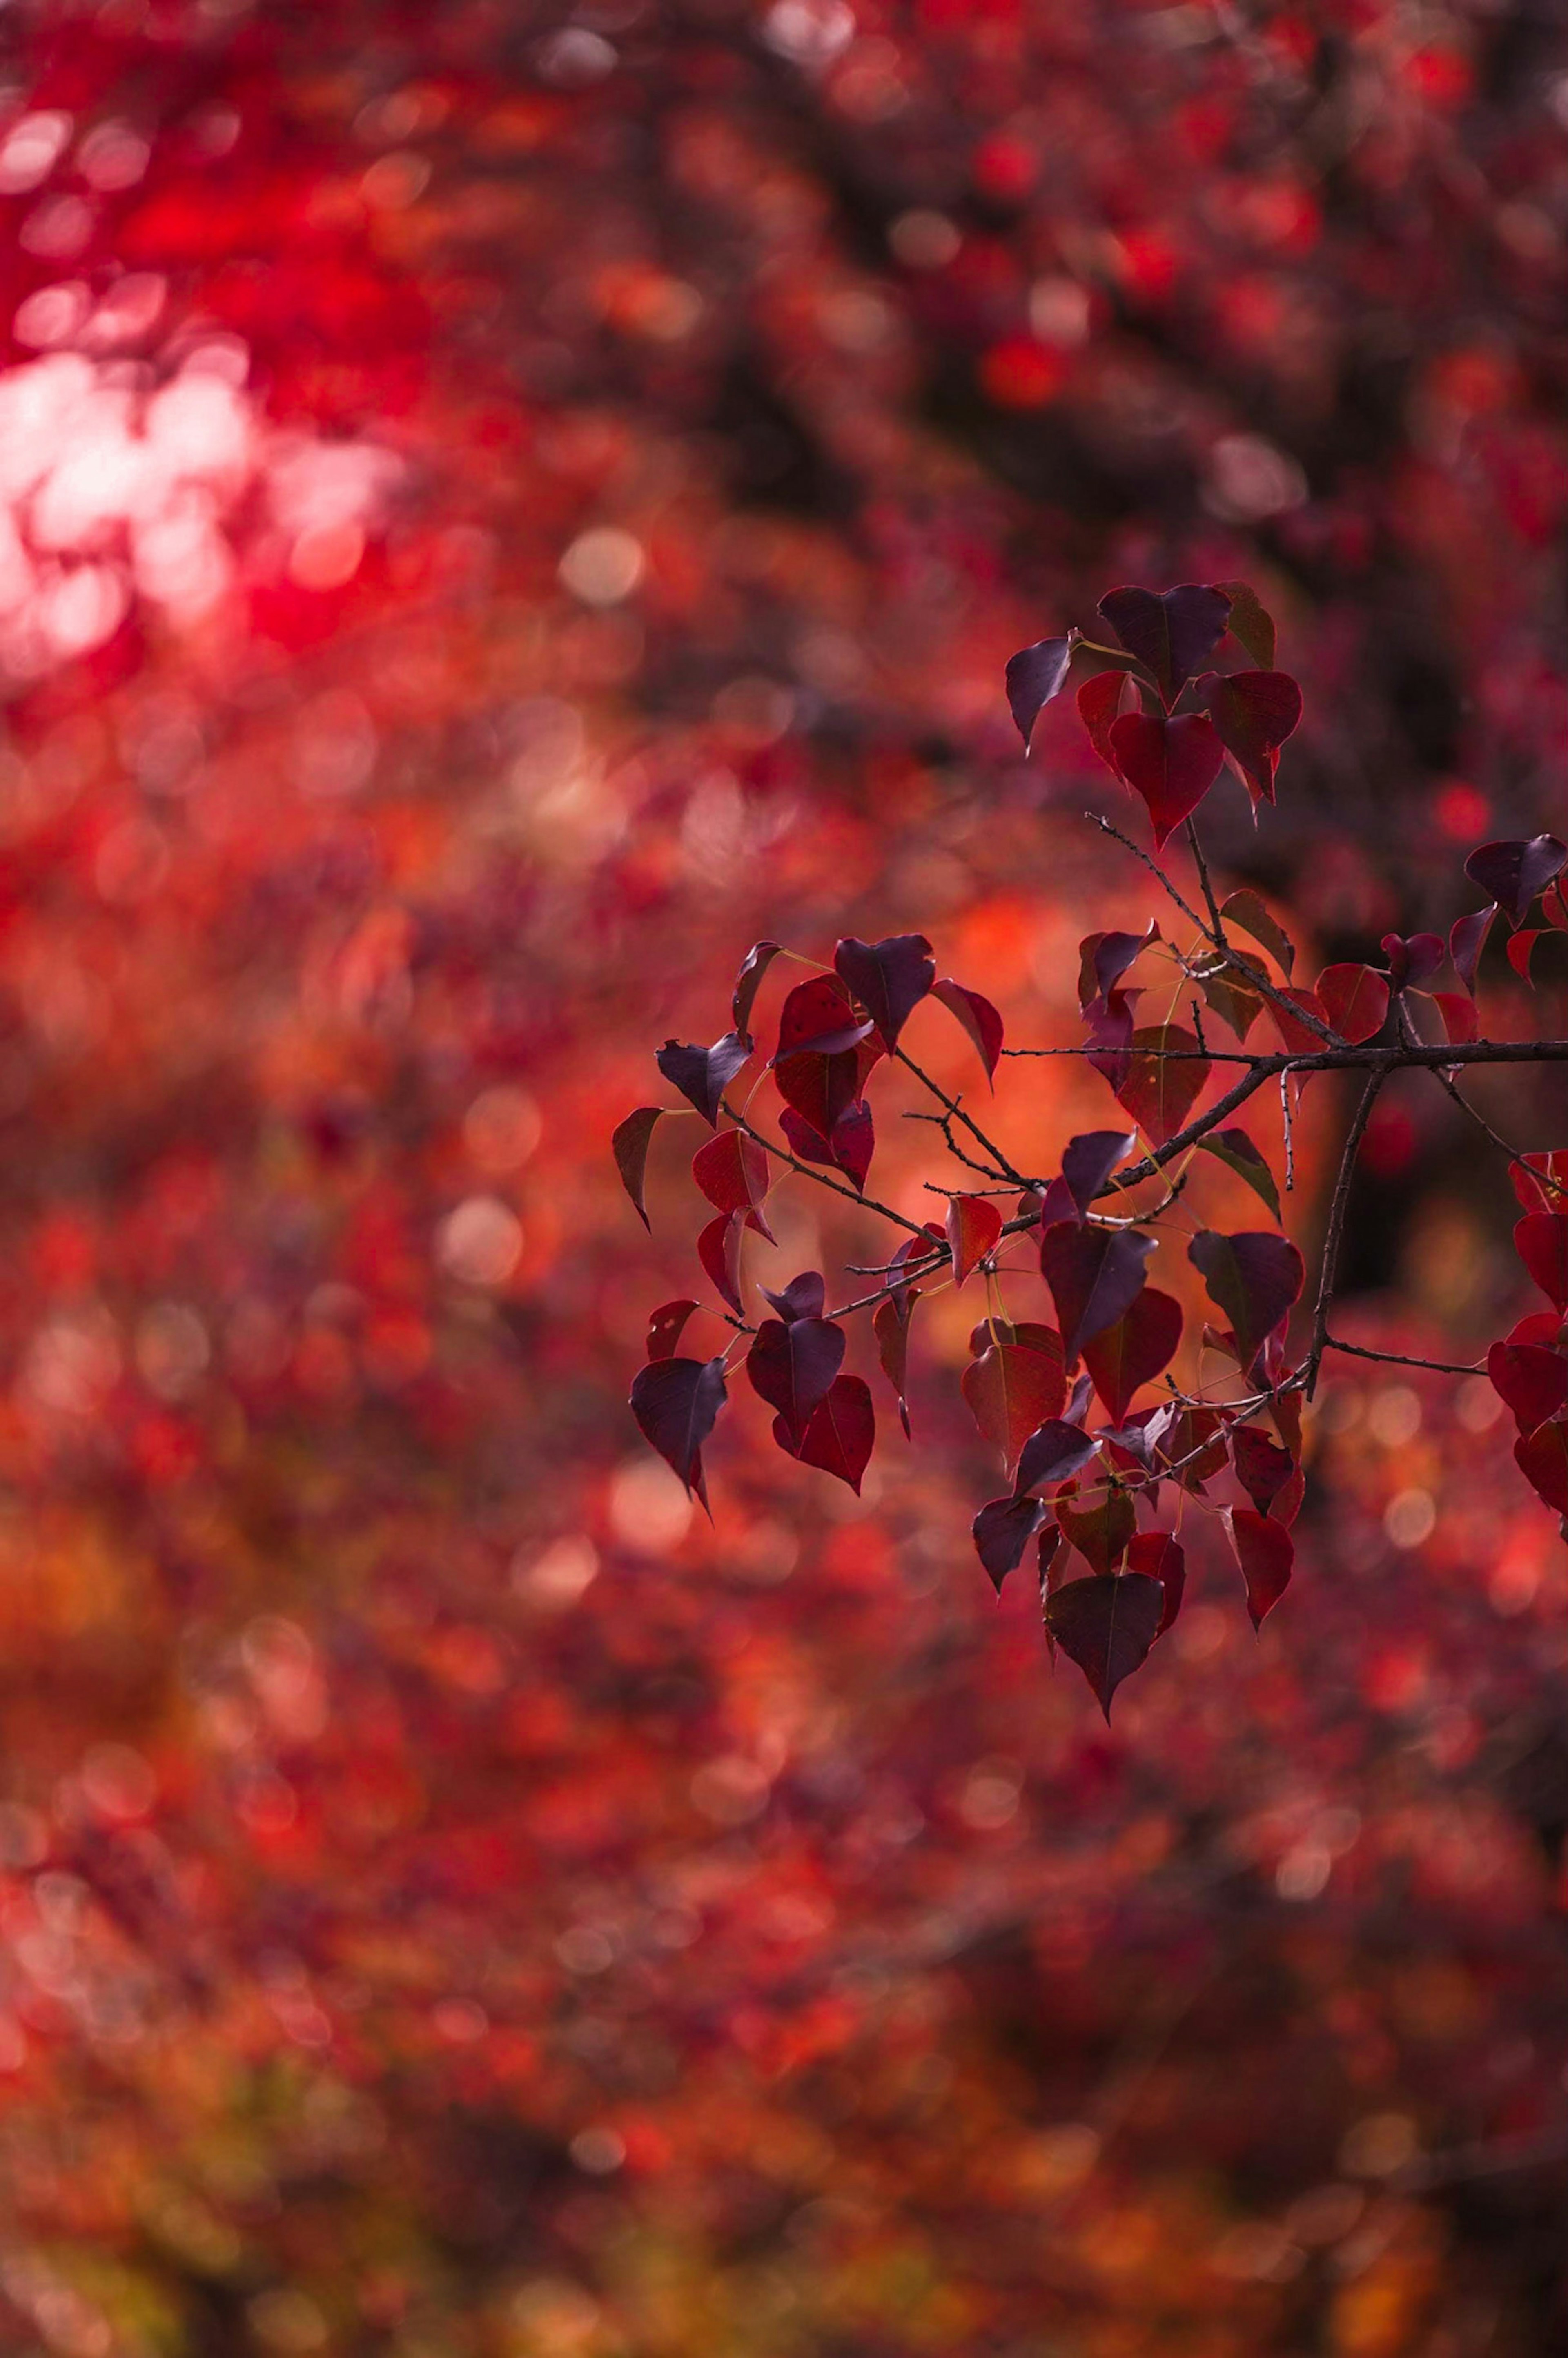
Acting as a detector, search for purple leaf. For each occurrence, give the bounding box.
[833,933,936,1050]
[1081,1287,1183,1424]
[656,1032,752,1127]
[731,940,783,1043]
[1041,1222,1156,1362]
[1212,580,1276,669]
[630,1355,728,1502]
[1381,932,1445,990]
[761,1271,826,1322]
[1188,1230,1304,1366]
[646,1299,698,1360]
[931,978,1004,1085]
[1450,905,1495,996]
[612,1106,664,1230]
[1231,1423,1296,1517]
[1044,1572,1166,1718]
[697,1210,748,1316]
[1061,1129,1137,1216]
[746,1315,846,1443]
[1464,835,1568,927]
[1127,1531,1186,1634]
[1097,583,1232,709]
[973,1493,1047,1591]
[829,1098,874,1191]
[1004,633,1074,749]
[1013,1418,1100,1498]
[1078,923,1160,1010]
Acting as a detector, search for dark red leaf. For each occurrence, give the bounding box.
[1213,580,1276,669]
[630,1355,728,1501]
[1082,1287,1183,1424]
[1083,986,1140,1091]
[698,1210,748,1315]
[1156,1405,1229,1491]
[1062,1129,1137,1215]
[1508,929,1546,983]
[1270,987,1330,1054]
[947,1193,1004,1286]
[692,1129,774,1238]
[1381,932,1446,990]
[1196,964,1263,1043]
[1195,1130,1281,1221]
[973,1493,1046,1590]
[1317,963,1389,1045]
[775,1041,872,1142]
[1042,1222,1156,1361]
[746,1315,845,1444]
[1044,1572,1165,1718]
[873,1292,916,1437]
[828,1098,875,1191]
[1515,1418,1568,1514]
[1464,835,1568,927]
[656,1032,752,1127]
[1078,923,1160,1010]
[792,1375,875,1493]
[1013,1419,1101,1496]
[646,1300,699,1361]
[1220,889,1295,977]
[1077,668,1131,772]
[1115,1025,1209,1145]
[1231,1424,1295,1516]
[1195,668,1302,803]
[773,974,875,1061]
[778,1105,835,1166]
[1127,1531,1186,1634]
[962,1336,1068,1468]
[1189,1230,1304,1365]
[612,1106,664,1229]
[1488,1340,1568,1435]
[731,940,782,1041]
[1108,711,1225,849]
[1004,633,1075,749]
[1430,990,1478,1047]
[1097,583,1232,707]
[1515,1213,1568,1310]
[1228,1508,1294,1629]
[931,978,1004,1084]
[1450,905,1495,995]
[1056,1482,1136,1576]
[833,934,935,1049]
[762,1271,827,1321]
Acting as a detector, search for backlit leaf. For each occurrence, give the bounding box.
[1127,1531,1186,1634]
[1515,1417,1568,1515]
[613,1105,664,1229]
[630,1355,728,1501]
[962,1336,1068,1468]
[1515,1213,1568,1310]
[1220,889,1295,978]
[1195,1130,1281,1221]
[1097,583,1232,707]
[833,933,935,1049]
[1042,1221,1156,1361]
[1044,1572,1165,1718]
[1081,1286,1182,1424]
[646,1299,698,1360]
[1488,1340,1568,1435]
[1213,579,1276,669]
[697,1210,748,1315]
[791,1374,875,1493]
[1077,668,1131,771]
[1317,963,1389,1045]
[1195,668,1302,804]
[1227,1508,1294,1629]
[1231,1424,1295,1516]
[947,1193,1004,1286]
[773,974,875,1061]
[1108,711,1225,849]
[692,1128,774,1237]
[1055,1482,1136,1576]
[1115,1024,1209,1145]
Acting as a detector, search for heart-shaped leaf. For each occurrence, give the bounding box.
[1062,1129,1137,1215]
[1195,1130,1281,1221]
[1189,1230,1304,1366]
[947,1193,1004,1286]
[1042,1223,1156,1362]
[1097,583,1232,707]
[1516,1417,1568,1515]
[613,1106,665,1229]
[656,1033,752,1127]
[762,1271,826,1322]
[1056,1482,1136,1576]
[1464,835,1568,927]
[692,1129,775,1238]
[1450,905,1495,995]
[1195,669,1302,803]
[1212,579,1276,669]
[1013,1418,1101,1498]
[1515,1212,1568,1310]
[630,1355,728,1502]
[1108,712,1225,849]
[1227,1507,1293,1629]
[962,1336,1068,1469]
[834,934,935,1049]
[930,978,1004,1085]
[1078,924,1160,1010]
[646,1300,698,1361]
[1127,1531,1186,1634]
[732,940,783,1042]
[1004,633,1075,749]
[1317,963,1389,1045]
[972,1493,1047,1591]
[1488,1340,1568,1435]
[1044,1572,1165,1718]
[1231,1424,1296,1516]
[1115,1025,1210,1146]
[1381,932,1446,990]
[773,974,875,1062]
[775,1040,872,1144]
[1219,889,1295,977]
[747,1315,846,1443]
[1081,1287,1183,1424]
[791,1374,875,1493]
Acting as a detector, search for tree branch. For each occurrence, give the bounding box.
[1303,1067,1385,1398]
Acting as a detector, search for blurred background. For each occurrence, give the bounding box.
[0,2,1568,2353]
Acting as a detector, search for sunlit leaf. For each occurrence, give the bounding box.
[947,1192,1004,1286]
[1115,1024,1209,1145]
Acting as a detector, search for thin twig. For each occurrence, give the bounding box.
[1322,1336,1486,1377]
[894,1045,1034,1189]
[1280,1070,1294,1193]
[719,1099,927,1235]
[1304,1067,1386,1398]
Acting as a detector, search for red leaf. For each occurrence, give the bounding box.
[656,1032,752,1126]
[1041,1221,1156,1361]
[1515,1212,1568,1310]
[775,1037,875,1141]
[630,1355,728,1502]
[947,1193,1004,1286]
[1081,1287,1183,1424]
[1515,1418,1568,1515]
[972,1493,1046,1590]
[692,1129,774,1238]
[833,934,935,1049]
[1127,1530,1186,1634]
[1109,711,1225,849]
[1450,905,1495,995]
[1231,1424,1296,1516]
[698,1210,748,1315]
[1098,583,1232,707]
[931,978,1004,1085]
[773,973,875,1062]
[962,1337,1068,1469]
[1195,668,1302,804]
[1189,1230,1304,1366]
[828,1099,874,1191]
[1508,929,1546,984]
[731,940,782,1041]
[612,1106,664,1230]
[1381,932,1446,989]
[873,1292,916,1436]
[746,1315,845,1444]
[1511,1153,1568,1215]
[1317,963,1389,1045]
[1077,669,1130,771]
[1056,1482,1136,1576]
[792,1374,875,1493]
[1488,1339,1568,1435]
[1464,834,1567,927]
[1043,1572,1166,1718]
[1115,1024,1209,1145]
[1270,987,1330,1054]
[646,1300,699,1360]
[1227,1508,1294,1629]
[1431,990,1478,1047]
